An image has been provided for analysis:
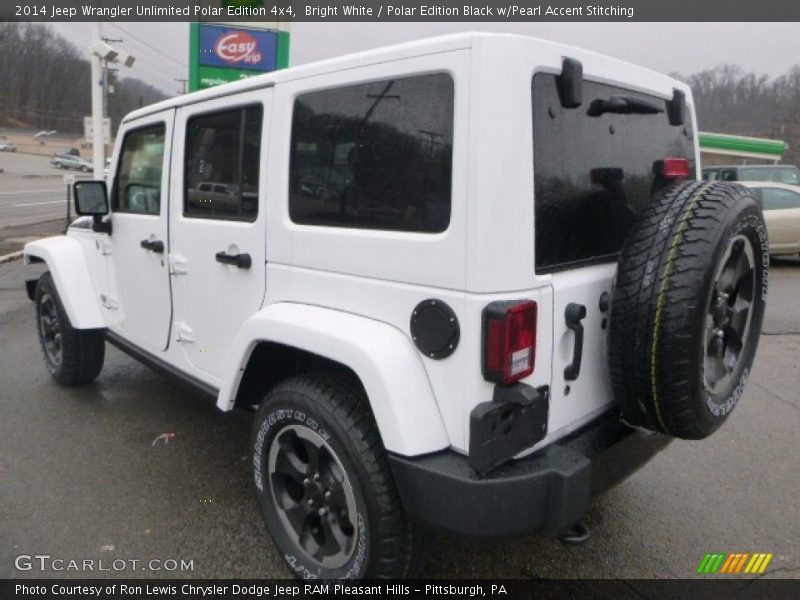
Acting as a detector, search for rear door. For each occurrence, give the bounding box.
[169,90,269,384]
[531,73,696,432]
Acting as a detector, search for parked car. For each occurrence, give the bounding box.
[740,181,800,255]
[703,164,800,185]
[53,147,80,158]
[51,154,93,172]
[23,33,768,579]
[0,142,17,152]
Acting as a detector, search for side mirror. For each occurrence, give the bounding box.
[73,180,112,234]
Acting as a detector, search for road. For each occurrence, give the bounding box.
[0,153,76,228]
[0,257,798,579]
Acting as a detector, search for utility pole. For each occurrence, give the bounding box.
[90,22,104,180]
[175,78,188,95]
[101,37,123,121]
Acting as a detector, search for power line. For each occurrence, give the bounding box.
[109,23,188,70]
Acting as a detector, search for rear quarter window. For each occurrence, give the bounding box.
[532,74,695,273]
[288,73,454,233]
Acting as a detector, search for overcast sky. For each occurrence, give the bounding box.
[51,22,800,95]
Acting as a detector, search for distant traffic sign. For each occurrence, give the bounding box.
[83,117,111,145]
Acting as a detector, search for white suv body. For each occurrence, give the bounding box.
[26,33,732,576]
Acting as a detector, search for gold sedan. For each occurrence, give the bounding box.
[741,182,800,256]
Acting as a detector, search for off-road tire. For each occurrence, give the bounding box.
[609,181,768,438]
[252,371,426,579]
[35,272,105,386]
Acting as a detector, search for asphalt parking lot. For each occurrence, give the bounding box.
[1,256,798,579]
[0,152,74,229]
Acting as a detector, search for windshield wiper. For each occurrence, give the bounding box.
[587,96,664,117]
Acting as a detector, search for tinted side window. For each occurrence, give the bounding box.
[761,188,800,210]
[112,124,166,215]
[185,105,262,222]
[532,74,695,272]
[720,169,738,181]
[289,73,454,233]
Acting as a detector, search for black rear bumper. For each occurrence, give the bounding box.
[388,411,670,537]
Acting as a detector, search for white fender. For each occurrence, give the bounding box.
[24,236,104,329]
[218,303,450,457]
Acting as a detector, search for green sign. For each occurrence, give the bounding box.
[189,22,290,92]
[699,132,786,160]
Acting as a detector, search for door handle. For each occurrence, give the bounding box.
[140,239,164,253]
[215,251,251,269]
[564,303,587,381]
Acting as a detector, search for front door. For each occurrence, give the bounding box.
[106,112,174,352]
[169,91,270,384]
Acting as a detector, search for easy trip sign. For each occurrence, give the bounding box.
[199,24,278,72]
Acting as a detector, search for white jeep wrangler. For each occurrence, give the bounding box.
[24,33,768,579]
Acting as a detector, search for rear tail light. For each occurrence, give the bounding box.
[654,157,690,179]
[482,300,537,385]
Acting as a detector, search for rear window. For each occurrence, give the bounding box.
[532,74,695,273]
[740,166,800,185]
[760,187,800,210]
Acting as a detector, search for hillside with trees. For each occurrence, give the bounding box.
[0,23,167,135]
[2,23,800,165]
[678,64,800,164]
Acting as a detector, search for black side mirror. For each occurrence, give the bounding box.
[73,180,112,234]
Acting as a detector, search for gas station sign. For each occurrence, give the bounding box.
[199,25,278,71]
[189,19,290,92]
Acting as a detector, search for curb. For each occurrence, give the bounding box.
[0,250,24,264]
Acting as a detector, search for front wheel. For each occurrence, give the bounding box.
[252,372,425,579]
[35,272,105,386]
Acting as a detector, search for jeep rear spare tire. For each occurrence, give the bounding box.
[609,181,768,439]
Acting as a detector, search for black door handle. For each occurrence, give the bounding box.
[140,239,164,253]
[564,303,587,381]
[215,251,251,269]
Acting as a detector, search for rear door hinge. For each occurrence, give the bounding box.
[169,253,188,275]
[174,321,194,343]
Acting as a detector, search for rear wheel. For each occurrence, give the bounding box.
[35,272,105,386]
[252,372,425,579]
[609,182,768,438]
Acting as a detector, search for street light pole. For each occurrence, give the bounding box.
[90,22,105,180]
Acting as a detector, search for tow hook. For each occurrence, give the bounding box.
[558,521,591,545]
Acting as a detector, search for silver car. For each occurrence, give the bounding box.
[51,154,93,172]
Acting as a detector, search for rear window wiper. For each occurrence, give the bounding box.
[587,96,664,117]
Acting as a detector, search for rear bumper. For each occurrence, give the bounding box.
[388,410,671,537]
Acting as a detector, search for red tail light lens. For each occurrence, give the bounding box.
[655,157,690,179]
[482,300,537,385]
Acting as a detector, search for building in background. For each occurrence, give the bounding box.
[699,132,788,165]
